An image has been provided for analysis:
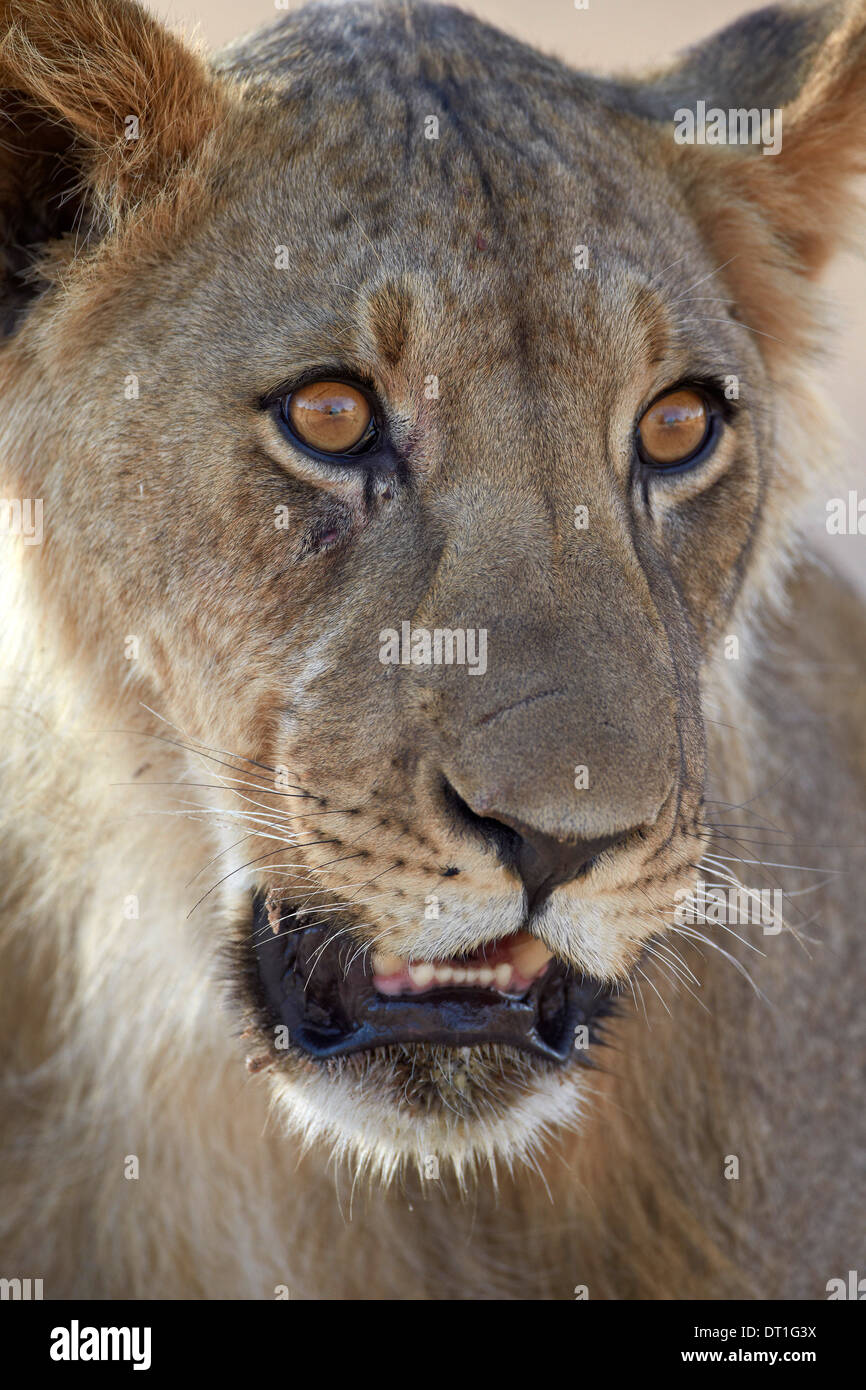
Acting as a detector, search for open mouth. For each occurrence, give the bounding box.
[251,892,616,1063]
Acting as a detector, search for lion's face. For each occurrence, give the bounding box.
[3,0,841,1176]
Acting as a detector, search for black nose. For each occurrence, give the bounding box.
[508,820,627,904]
[441,779,628,908]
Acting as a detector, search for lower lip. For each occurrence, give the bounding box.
[249,896,615,1063]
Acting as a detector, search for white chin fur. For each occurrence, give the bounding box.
[268,1060,593,1186]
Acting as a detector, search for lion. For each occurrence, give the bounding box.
[0,0,864,1301]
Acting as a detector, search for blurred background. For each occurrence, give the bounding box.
[147,0,866,582]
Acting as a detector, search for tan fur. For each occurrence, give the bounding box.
[0,0,864,1299]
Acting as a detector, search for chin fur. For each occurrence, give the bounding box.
[266,1049,597,1190]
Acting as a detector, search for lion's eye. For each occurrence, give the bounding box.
[283,381,376,456]
[636,388,711,468]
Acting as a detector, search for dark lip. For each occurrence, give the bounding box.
[250,893,616,1063]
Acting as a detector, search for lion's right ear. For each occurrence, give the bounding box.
[0,0,228,333]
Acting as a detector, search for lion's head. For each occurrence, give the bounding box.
[2,0,864,1181]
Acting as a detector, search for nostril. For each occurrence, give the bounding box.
[440,776,523,869]
[438,775,630,908]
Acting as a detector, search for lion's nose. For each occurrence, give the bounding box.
[441,777,630,908]
[508,819,627,905]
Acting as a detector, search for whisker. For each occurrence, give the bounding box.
[681,314,785,345]
[670,925,764,997]
[670,253,739,299]
[187,841,342,917]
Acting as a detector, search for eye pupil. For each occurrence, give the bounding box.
[637,388,710,467]
[286,381,373,455]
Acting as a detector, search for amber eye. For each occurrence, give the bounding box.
[636,388,711,468]
[284,381,375,456]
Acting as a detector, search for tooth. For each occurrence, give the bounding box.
[509,934,553,979]
[494,963,513,990]
[464,968,479,985]
[451,967,467,983]
[374,975,406,996]
[372,950,404,976]
[409,962,435,988]
[434,966,453,984]
[478,967,494,986]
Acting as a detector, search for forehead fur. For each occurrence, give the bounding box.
[213,2,701,272]
[182,6,743,434]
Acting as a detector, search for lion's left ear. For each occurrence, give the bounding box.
[0,0,229,330]
[612,0,866,353]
